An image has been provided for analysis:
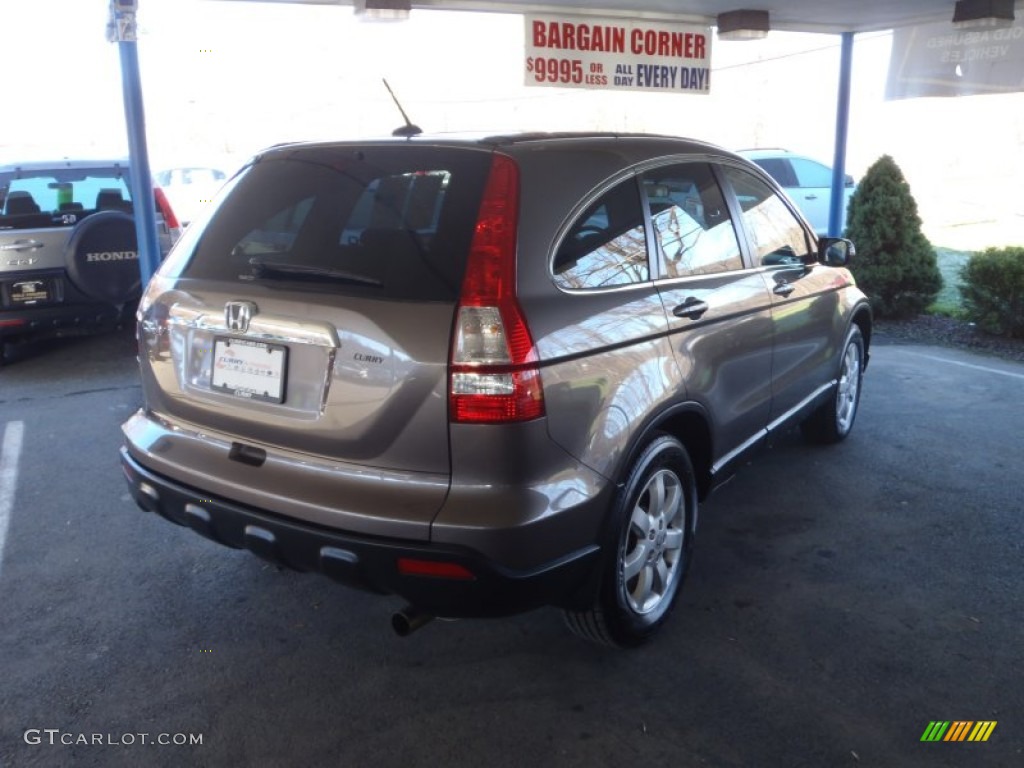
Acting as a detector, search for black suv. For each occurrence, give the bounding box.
[0,159,180,361]
[121,133,870,646]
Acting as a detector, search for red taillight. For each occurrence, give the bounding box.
[397,558,476,581]
[0,319,28,328]
[153,186,181,234]
[449,154,544,424]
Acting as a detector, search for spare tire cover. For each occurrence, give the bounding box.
[65,210,142,304]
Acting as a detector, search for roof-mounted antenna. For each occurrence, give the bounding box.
[383,79,422,138]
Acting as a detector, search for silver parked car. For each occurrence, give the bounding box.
[738,148,856,236]
[0,159,180,361]
[121,133,871,647]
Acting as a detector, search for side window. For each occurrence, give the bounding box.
[642,163,743,279]
[553,178,648,290]
[752,158,797,188]
[722,167,812,267]
[790,158,833,188]
[7,178,58,212]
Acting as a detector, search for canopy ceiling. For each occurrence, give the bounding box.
[213,0,1021,35]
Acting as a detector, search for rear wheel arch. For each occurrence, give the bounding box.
[565,431,699,647]
[560,403,711,621]
[654,409,713,501]
[614,402,714,502]
[851,305,872,368]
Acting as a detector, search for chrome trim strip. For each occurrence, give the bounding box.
[167,305,339,348]
[711,380,837,475]
[766,380,837,434]
[712,429,767,475]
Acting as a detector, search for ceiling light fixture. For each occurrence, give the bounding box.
[952,0,1015,28]
[716,9,770,41]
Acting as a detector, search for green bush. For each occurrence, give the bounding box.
[960,247,1024,338]
[844,155,942,318]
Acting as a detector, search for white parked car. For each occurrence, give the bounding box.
[153,166,228,226]
[738,149,855,236]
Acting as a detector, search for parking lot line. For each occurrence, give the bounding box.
[0,421,25,573]
[905,352,1024,381]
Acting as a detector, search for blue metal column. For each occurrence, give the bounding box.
[113,3,161,286]
[828,31,854,238]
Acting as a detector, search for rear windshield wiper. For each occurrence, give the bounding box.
[248,258,382,287]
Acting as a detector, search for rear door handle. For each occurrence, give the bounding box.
[773,282,795,297]
[804,194,818,200]
[672,297,709,320]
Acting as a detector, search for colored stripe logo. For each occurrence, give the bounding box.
[921,721,997,742]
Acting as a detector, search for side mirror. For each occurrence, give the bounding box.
[844,174,855,187]
[818,237,855,267]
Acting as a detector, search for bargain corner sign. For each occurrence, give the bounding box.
[524,15,713,94]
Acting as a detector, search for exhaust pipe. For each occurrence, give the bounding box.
[391,605,434,637]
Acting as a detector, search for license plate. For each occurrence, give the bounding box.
[9,279,50,305]
[212,337,287,403]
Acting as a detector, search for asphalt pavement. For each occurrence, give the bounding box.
[0,327,1021,767]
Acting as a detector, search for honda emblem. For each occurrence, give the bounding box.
[225,301,257,333]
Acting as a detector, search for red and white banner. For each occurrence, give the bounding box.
[524,15,713,94]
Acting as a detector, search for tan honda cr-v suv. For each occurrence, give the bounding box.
[121,133,870,647]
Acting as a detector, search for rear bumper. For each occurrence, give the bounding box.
[0,301,123,343]
[121,447,601,618]
[1,268,127,343]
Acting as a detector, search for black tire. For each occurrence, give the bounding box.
[564,434,697,648]
[64,210,142,305]
[801,325,865,444]
[118,298,141,328]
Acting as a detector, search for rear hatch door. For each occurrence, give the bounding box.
[141,144,492,476]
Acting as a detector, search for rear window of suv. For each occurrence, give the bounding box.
[0,166,134,230]
[168,146,493,302]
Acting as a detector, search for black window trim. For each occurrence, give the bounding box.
[639,160,751,284]
[547,154,817,295]
[549,169,657,295]
[713,159,816,272]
